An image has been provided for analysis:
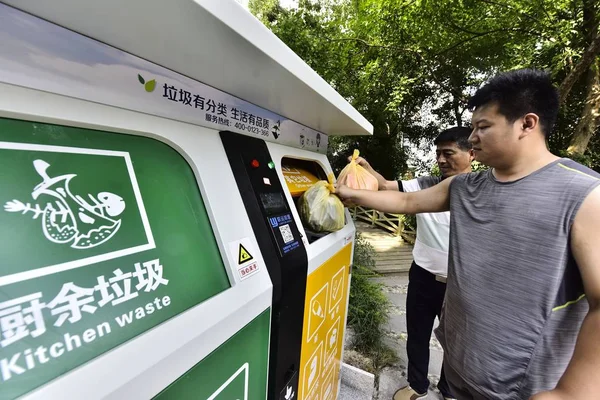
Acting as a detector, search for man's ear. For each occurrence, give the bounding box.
[520,113,540,139]
[469,149,475,162]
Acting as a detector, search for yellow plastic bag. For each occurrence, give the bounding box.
[338,149,379,190]
[299,180,345,233]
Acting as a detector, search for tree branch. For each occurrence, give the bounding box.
[435,27,538,56]
[324,37,468,102]
[443,16,543,38]
[324,36,421,55]
[475,0,547,27]
[559,32,600,105]
[536,0,553,22]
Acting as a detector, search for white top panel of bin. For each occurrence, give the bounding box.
[1,0,373,137]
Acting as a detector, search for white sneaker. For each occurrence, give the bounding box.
[392,385,427,400]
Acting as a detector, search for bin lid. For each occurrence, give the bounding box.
[282,166,320,197]
[3,0,373,138]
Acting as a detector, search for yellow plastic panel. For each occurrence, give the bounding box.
[298,244,353,400]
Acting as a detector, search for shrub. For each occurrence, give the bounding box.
[347,233,396,367]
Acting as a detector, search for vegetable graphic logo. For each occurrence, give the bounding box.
[138,74,156,93]
[4,160,125,249]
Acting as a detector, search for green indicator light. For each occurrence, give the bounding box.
[268,161,275,169]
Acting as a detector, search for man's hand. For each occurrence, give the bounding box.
[334,183,353,202]
[333,183,356,207]
[348,155,372,170]
[345,154,399,191]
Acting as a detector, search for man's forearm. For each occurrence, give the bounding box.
[345,188,411,214]
[338,175,451,214]
[548,305,600,398]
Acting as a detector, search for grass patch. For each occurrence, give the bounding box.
[347,233,397,369]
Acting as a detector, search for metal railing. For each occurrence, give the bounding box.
[350,206,416,244]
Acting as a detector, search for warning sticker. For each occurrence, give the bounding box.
[238,244,254,264]
[238,262,259,280]
[229,238,261,281]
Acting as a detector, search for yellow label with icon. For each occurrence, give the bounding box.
[282,165,320,197]
[298,243,352,400]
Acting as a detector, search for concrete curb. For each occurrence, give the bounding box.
[340,362,375,399]
[373,266,411,274]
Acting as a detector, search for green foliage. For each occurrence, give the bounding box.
[352,232,376,270]
[472,161,490,172]
[251,0,600,172]
[401,213,416,235]
[251,0,437,179]
[348,266,388,351]
[347,233,396,366]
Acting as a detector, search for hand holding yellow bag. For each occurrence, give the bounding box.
[337,149,378,190]
[298,180,345,233]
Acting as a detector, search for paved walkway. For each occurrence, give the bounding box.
[342,223,445,399]
[372,273,445,400]
[340,273,447,400]
[355,221,413,274]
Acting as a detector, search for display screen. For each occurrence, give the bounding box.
[260,192,288,215]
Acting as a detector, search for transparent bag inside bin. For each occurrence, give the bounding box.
[281,157,347,243]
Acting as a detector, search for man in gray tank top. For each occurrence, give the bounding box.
[336,69,600,399]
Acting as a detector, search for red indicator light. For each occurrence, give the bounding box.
[251,159,260,168]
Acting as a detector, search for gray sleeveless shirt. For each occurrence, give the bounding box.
[435,158,600,399]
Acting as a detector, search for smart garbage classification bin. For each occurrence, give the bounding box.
[0,1,373,399]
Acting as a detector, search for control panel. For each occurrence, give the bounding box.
[220,131,308,400]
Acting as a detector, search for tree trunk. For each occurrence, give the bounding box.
[564,0,599,155]
[453,98,462,127]
[567,62,600,155]
[560,0,599,105]
[559,33,600,105]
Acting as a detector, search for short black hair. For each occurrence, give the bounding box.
[434,126,472,151]
[467,69,559,137]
